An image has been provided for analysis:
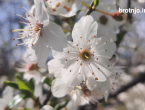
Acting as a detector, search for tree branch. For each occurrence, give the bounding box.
[109,73,145,98]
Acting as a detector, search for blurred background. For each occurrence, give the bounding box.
[0,0,145,110]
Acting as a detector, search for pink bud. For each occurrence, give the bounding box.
[111,12,126,22]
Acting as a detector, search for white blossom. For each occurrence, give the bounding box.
[48,15,116,86]
[70,87,103,105]
[42,0,81,17]
[16,54,42,85]
[51,77,73,98]
[51,77,109,105]
[13,0,67,67]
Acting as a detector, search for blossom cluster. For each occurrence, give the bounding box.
[1,0,127,109]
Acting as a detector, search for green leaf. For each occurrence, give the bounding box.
[9,94,27,108]
[4,81,19,89]
[41,76,52,86]
[28,78,35,92]
[93,0,99,7]
[16,76,33,96]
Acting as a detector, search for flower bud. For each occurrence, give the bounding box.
[111,12,126,22]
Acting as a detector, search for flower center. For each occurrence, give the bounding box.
[99,15,108,25]
[34,26,40,31]
[80,49,92,61]
[82,86,91,96]
[35,22,43,36]
[82,52,90,60]
[27,63,38,72]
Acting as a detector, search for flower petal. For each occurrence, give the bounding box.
[28,37,50,67]
[34,84,42,99]
[47,59,63,77]
[87,77,109,101]
[72,15,98,48]
[51,78,73,98]
[41,105,54,110]
[23,71,42,85]
[0,99,7,110]
[3,87,13,104]
[34,0,49,22]
[42,21,67,51]
[93,37,116,58]
[88,61,107,81]
[52,41,79,63]
[62,60,83,86]
[43,0,81,17]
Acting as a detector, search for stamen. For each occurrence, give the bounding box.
[15,13,28,21]
[84,54,89,59]
[12,28,35,32]
[90,42,99,49]
[19,21,31,25]
[16,43,25,46]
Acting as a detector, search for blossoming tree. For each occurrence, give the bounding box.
[2,0,144,110]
